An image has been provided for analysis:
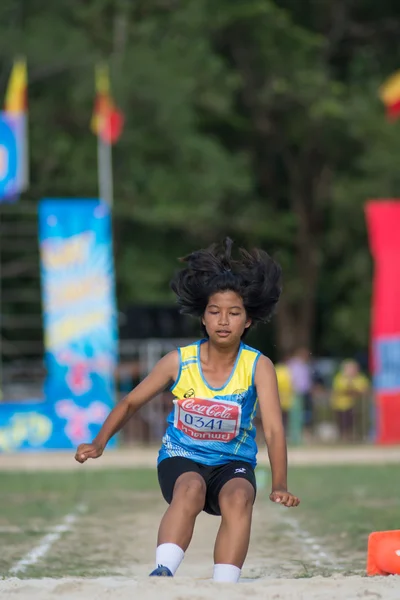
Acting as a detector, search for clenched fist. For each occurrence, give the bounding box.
[75,442,104,464]
[269,490,300,508]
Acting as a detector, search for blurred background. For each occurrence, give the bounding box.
[1,0,400,452]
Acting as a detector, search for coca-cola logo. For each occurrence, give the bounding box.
[181,399,235,419]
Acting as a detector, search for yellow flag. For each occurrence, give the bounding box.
[4,57,27,114]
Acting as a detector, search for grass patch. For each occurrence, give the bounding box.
[0,468,160,576]
[0,468,158,522]
[287,465,399,552]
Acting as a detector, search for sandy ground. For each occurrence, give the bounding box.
[1,575,399,600]
[1,445,400,598]
[1,443,400,471]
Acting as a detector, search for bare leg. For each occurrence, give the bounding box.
[157,472,206,551]
[213,478,255,568]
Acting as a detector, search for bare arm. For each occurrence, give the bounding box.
[255,355,299,507]
[75,350,179,463]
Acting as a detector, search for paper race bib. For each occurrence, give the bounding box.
[174,397,241,442]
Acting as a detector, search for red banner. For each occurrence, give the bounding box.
[365,200,400,443]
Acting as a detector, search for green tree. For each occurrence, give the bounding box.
[2,0,400,362]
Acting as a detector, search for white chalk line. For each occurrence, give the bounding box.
[256,471,340,575]
[9,503,86,575]
[256,470,340,572]
[277,512,340,570]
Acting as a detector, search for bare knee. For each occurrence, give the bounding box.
[172,474,206,516]
[219,482,254,516]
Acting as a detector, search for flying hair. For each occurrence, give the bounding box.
[170,237,282,330]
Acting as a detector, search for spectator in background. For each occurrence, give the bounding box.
[275,360,294,434]
[286,347,314,440]
[331,360,369,442]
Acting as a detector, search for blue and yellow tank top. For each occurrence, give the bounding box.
[158,340,261,467]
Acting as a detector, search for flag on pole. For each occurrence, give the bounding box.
[4,57,27,114]
[91,64,124,144]
[379,71,400,120]
[1,56,29,199]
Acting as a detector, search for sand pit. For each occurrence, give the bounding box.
[1,574,399,599]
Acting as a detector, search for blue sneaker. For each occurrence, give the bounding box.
[149,565,173,577]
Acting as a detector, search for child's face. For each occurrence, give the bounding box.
[202,290,251,346]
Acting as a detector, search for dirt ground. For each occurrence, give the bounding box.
[2,443,400,471]
[1,445,400,599]
[1,493,399,599]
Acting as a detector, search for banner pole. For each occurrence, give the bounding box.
[97,136,113,209]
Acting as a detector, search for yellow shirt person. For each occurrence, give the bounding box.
[331,360,369,412]
[275,363,294,411]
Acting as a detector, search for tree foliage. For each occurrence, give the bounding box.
[1,0,400,359]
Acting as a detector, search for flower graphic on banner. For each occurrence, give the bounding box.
[0,413,53,453]
[67,362,91,395]
[57,350,92,395]
[55,399,109,445]
[57,350,114,396]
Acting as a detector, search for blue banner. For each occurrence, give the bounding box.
[374,336,400,392]
[0,400,112,453]
[38,198,118,449]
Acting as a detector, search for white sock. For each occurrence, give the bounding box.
[155,543,185,575]
[213,563,241,583]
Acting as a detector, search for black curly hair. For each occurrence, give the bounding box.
[170,238,282,337]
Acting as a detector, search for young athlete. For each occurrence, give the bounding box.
[75,238,300,583]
